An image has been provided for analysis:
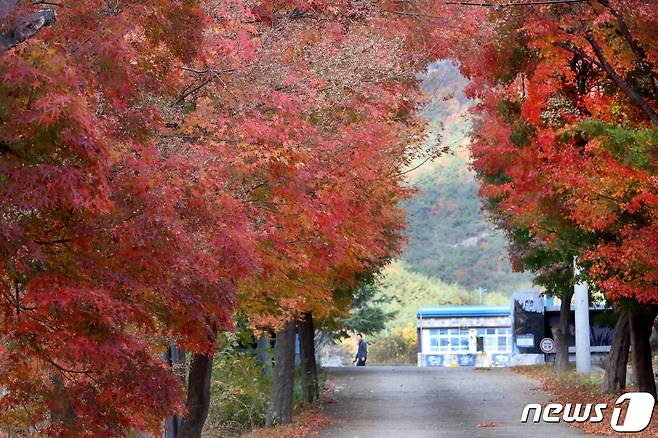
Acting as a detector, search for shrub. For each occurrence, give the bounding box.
[203,335,271,437]
[203,332,324,436]
[368,324,417,365]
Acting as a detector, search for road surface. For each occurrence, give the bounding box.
[317,366,592,438]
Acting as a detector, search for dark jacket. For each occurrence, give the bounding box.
[355,340,368,359]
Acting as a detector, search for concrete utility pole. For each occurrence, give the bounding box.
[574,258,592,373]
[477,287,486,305]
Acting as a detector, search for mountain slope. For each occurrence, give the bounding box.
[398,61,532,294]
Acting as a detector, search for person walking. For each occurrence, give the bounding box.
[353,333,368,366]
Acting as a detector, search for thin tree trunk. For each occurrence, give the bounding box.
[50,374,76,432]
[178,353,214,438]
[603,310,630,394]
[628,306,657,398]
[555,290,573,372]
[267,320,296,426]
[298,312,319,404]
[256,336,273,375]
[165,345,185,438]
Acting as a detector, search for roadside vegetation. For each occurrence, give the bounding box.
[202,330,334,436]
[204,334,271,437]
[369,325,419,365]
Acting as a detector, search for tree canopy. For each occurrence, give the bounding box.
[0,0,656,433]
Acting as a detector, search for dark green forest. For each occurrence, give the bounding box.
[402,155,533,293]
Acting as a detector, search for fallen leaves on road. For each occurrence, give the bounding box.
[242,403,337,438]
[478,422,497,428]
[514,365,658,437]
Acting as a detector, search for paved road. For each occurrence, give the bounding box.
[317,366,591,438]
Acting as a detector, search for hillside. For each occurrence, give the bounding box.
[389,62,533,299]
[401,153,533,293]
[365,63,532,363]
[375,261,510,331]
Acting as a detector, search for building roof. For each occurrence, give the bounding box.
[416,305,511,318]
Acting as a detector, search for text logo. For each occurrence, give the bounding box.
[521,392,655,432]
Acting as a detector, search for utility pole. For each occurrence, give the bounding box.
[477,287,486,305]
[574,258,591,373]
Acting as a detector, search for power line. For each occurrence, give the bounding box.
[445,0,587,6]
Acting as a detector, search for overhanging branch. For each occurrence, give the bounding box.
[554,42,602,69]
[0,8,56,54]
[584,32,658,126]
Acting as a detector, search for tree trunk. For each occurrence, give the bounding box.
[603,310,630,394]
[555,290,573,372]
[266,320,296,426]
[50,374,76,432]
[298,312,319,404]
[178,353,214,438]
[628,306,657,398]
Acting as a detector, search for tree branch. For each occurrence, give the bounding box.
[170,75,213,106]
[388,10,445,19]
[554,42,602,69]
[445,0,587,6]
[584,31,658,126]
[244,180,269,194]
[595,0,658,100]
[33,238,72,245]
[0,7,56,54]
